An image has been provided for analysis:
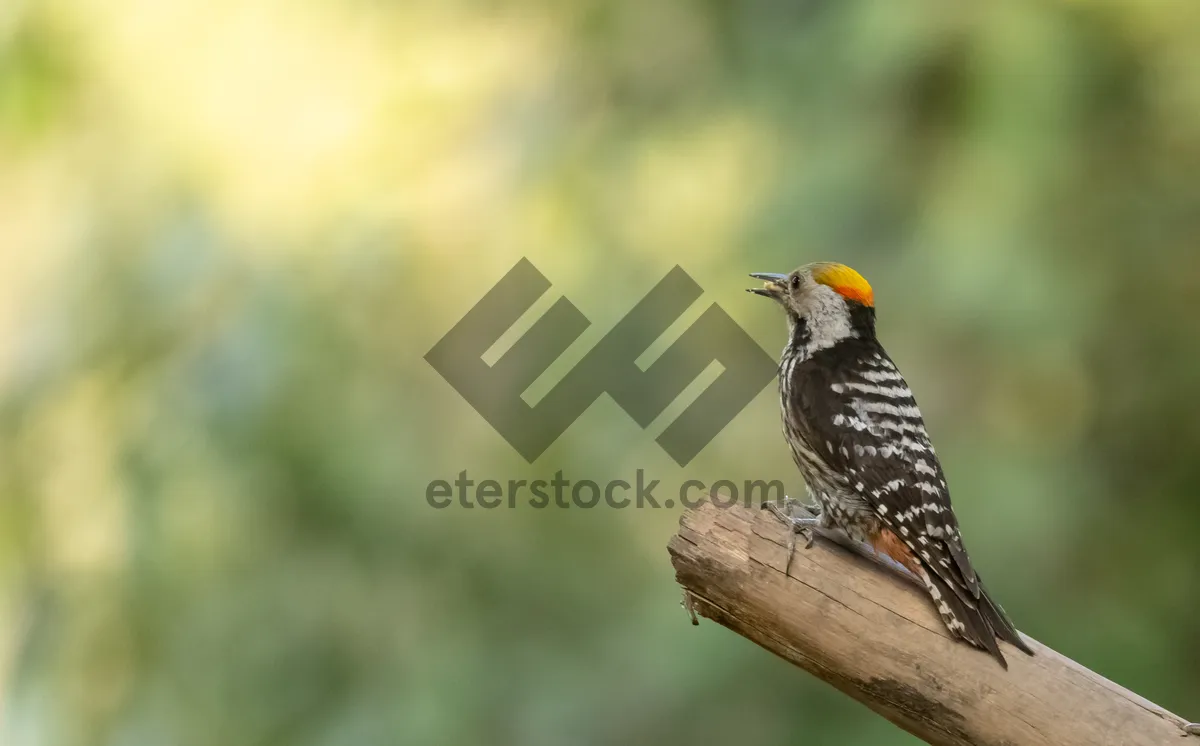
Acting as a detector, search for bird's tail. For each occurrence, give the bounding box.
[920,569,1033,669]
[978,577,1035,656]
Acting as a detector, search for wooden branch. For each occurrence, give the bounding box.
[668,498,1197,746]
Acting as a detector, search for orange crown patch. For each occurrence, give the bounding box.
[811,263,874,307]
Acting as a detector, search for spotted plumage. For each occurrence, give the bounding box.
[750,263,1033,668]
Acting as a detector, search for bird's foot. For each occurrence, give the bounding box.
[761,498,825,575]
[1183,723,1200,736]
[760,501,799,573]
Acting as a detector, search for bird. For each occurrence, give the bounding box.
[747,262,1033,668]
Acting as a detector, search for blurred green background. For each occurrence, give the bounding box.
[2,1,1199,744]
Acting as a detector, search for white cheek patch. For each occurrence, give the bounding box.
[797,285,855,354]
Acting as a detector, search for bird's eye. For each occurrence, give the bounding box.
[789,275,801,290]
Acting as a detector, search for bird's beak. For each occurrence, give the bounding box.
[747,272,787,299]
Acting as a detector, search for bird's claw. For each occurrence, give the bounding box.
[1183,723,1200,736]
[761,498,823,575]
[761,500,797,575]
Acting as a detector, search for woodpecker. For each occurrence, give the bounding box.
[748,262,1033,667]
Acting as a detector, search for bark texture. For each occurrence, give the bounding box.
[668,499,1195,746]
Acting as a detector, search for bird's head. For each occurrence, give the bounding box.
[748,262,876,347]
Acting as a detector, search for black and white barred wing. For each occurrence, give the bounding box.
[788,340,1033,663]
[794,344,981,598]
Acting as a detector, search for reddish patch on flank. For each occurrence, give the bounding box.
[871,527,921,575]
